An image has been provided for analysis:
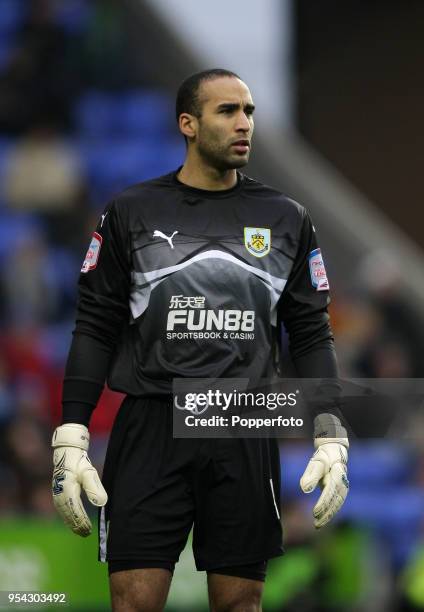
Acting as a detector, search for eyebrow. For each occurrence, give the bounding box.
[216,102,256,113]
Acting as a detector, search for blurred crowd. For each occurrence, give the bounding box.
[0,2,424,611]
[0,0,137,514]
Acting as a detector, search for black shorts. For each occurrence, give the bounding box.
[98,396,283,573]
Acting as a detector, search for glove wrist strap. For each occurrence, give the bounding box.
[52,423,90,451]
[313,413,349,449]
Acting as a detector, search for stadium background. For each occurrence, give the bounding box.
[0,1,424,610]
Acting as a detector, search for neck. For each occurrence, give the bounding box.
[177,153,238,191]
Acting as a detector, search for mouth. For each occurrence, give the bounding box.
[231,139,250,154]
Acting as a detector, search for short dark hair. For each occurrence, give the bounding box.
[175,68,241,123]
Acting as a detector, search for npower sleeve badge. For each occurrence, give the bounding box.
[244,227,271,257]
[308,248,329,291]
[81,232,103,273]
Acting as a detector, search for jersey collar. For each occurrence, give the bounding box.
[172,168,244,199]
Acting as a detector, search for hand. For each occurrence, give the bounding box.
[300,415,349,529]
[52,423,108,537]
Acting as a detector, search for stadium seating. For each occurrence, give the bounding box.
[74,90,177,138]
[77,136,184,204]
[0,0,27,32]
[280,441,424,566]
[0,212,45,263]
[53,0,92,34]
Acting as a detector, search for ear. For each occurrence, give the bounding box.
[179,113,198,140]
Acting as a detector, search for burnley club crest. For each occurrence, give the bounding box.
[244,227,271,258]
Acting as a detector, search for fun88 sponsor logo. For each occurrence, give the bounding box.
[166,295,255,340]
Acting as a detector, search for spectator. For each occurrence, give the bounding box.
[1,230,61,325]
[3,415,51,513]
[0,0,75,135]
[4,125,83,214]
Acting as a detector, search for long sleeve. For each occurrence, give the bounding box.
[62,200,131,426]
[278,208,342,419]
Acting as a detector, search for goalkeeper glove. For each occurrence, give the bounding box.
[52,423,108,537]
[300,413,349,529]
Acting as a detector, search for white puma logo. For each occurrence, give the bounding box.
[100,212,108,228]
[153,230,178,249]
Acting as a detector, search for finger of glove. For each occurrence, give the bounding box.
[52,473,92,537]
[313,465,349,528]
[300,459,325,493]
[314,488,346,529]
[80,466,108,507]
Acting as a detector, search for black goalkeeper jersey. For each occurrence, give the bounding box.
[69,170,334,405]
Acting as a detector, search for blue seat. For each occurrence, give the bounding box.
[348,441,414,486]
[117,90,175,137]
[40,321,75,367]
[74,90,176,139]
[340,488,424,527]
[283,445,424,532]
[74,92,117,137]
[0,0,26,32]
[47,246,79,293]
[53,0,92,35]
[0,213,44,264]
[77,138,184,204]
[340,487,424,567]
[280,441,415,496]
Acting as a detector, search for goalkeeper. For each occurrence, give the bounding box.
[52,68,349,612]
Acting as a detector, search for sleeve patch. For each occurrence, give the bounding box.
[81,232,103,273]
[308,248,329,291]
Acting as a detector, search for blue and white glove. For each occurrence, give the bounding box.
[52,423,108,537]
[300,413,349,529]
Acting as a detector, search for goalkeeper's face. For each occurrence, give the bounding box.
[192,77,255,170]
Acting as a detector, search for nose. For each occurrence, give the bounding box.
[235,110,252,133]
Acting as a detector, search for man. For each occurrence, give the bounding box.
[52,69,349,612]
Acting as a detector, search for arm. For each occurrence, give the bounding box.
[279,208,340,411]
[52,200,131,536]
[63,200,131,425]
[279,208,349,528]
